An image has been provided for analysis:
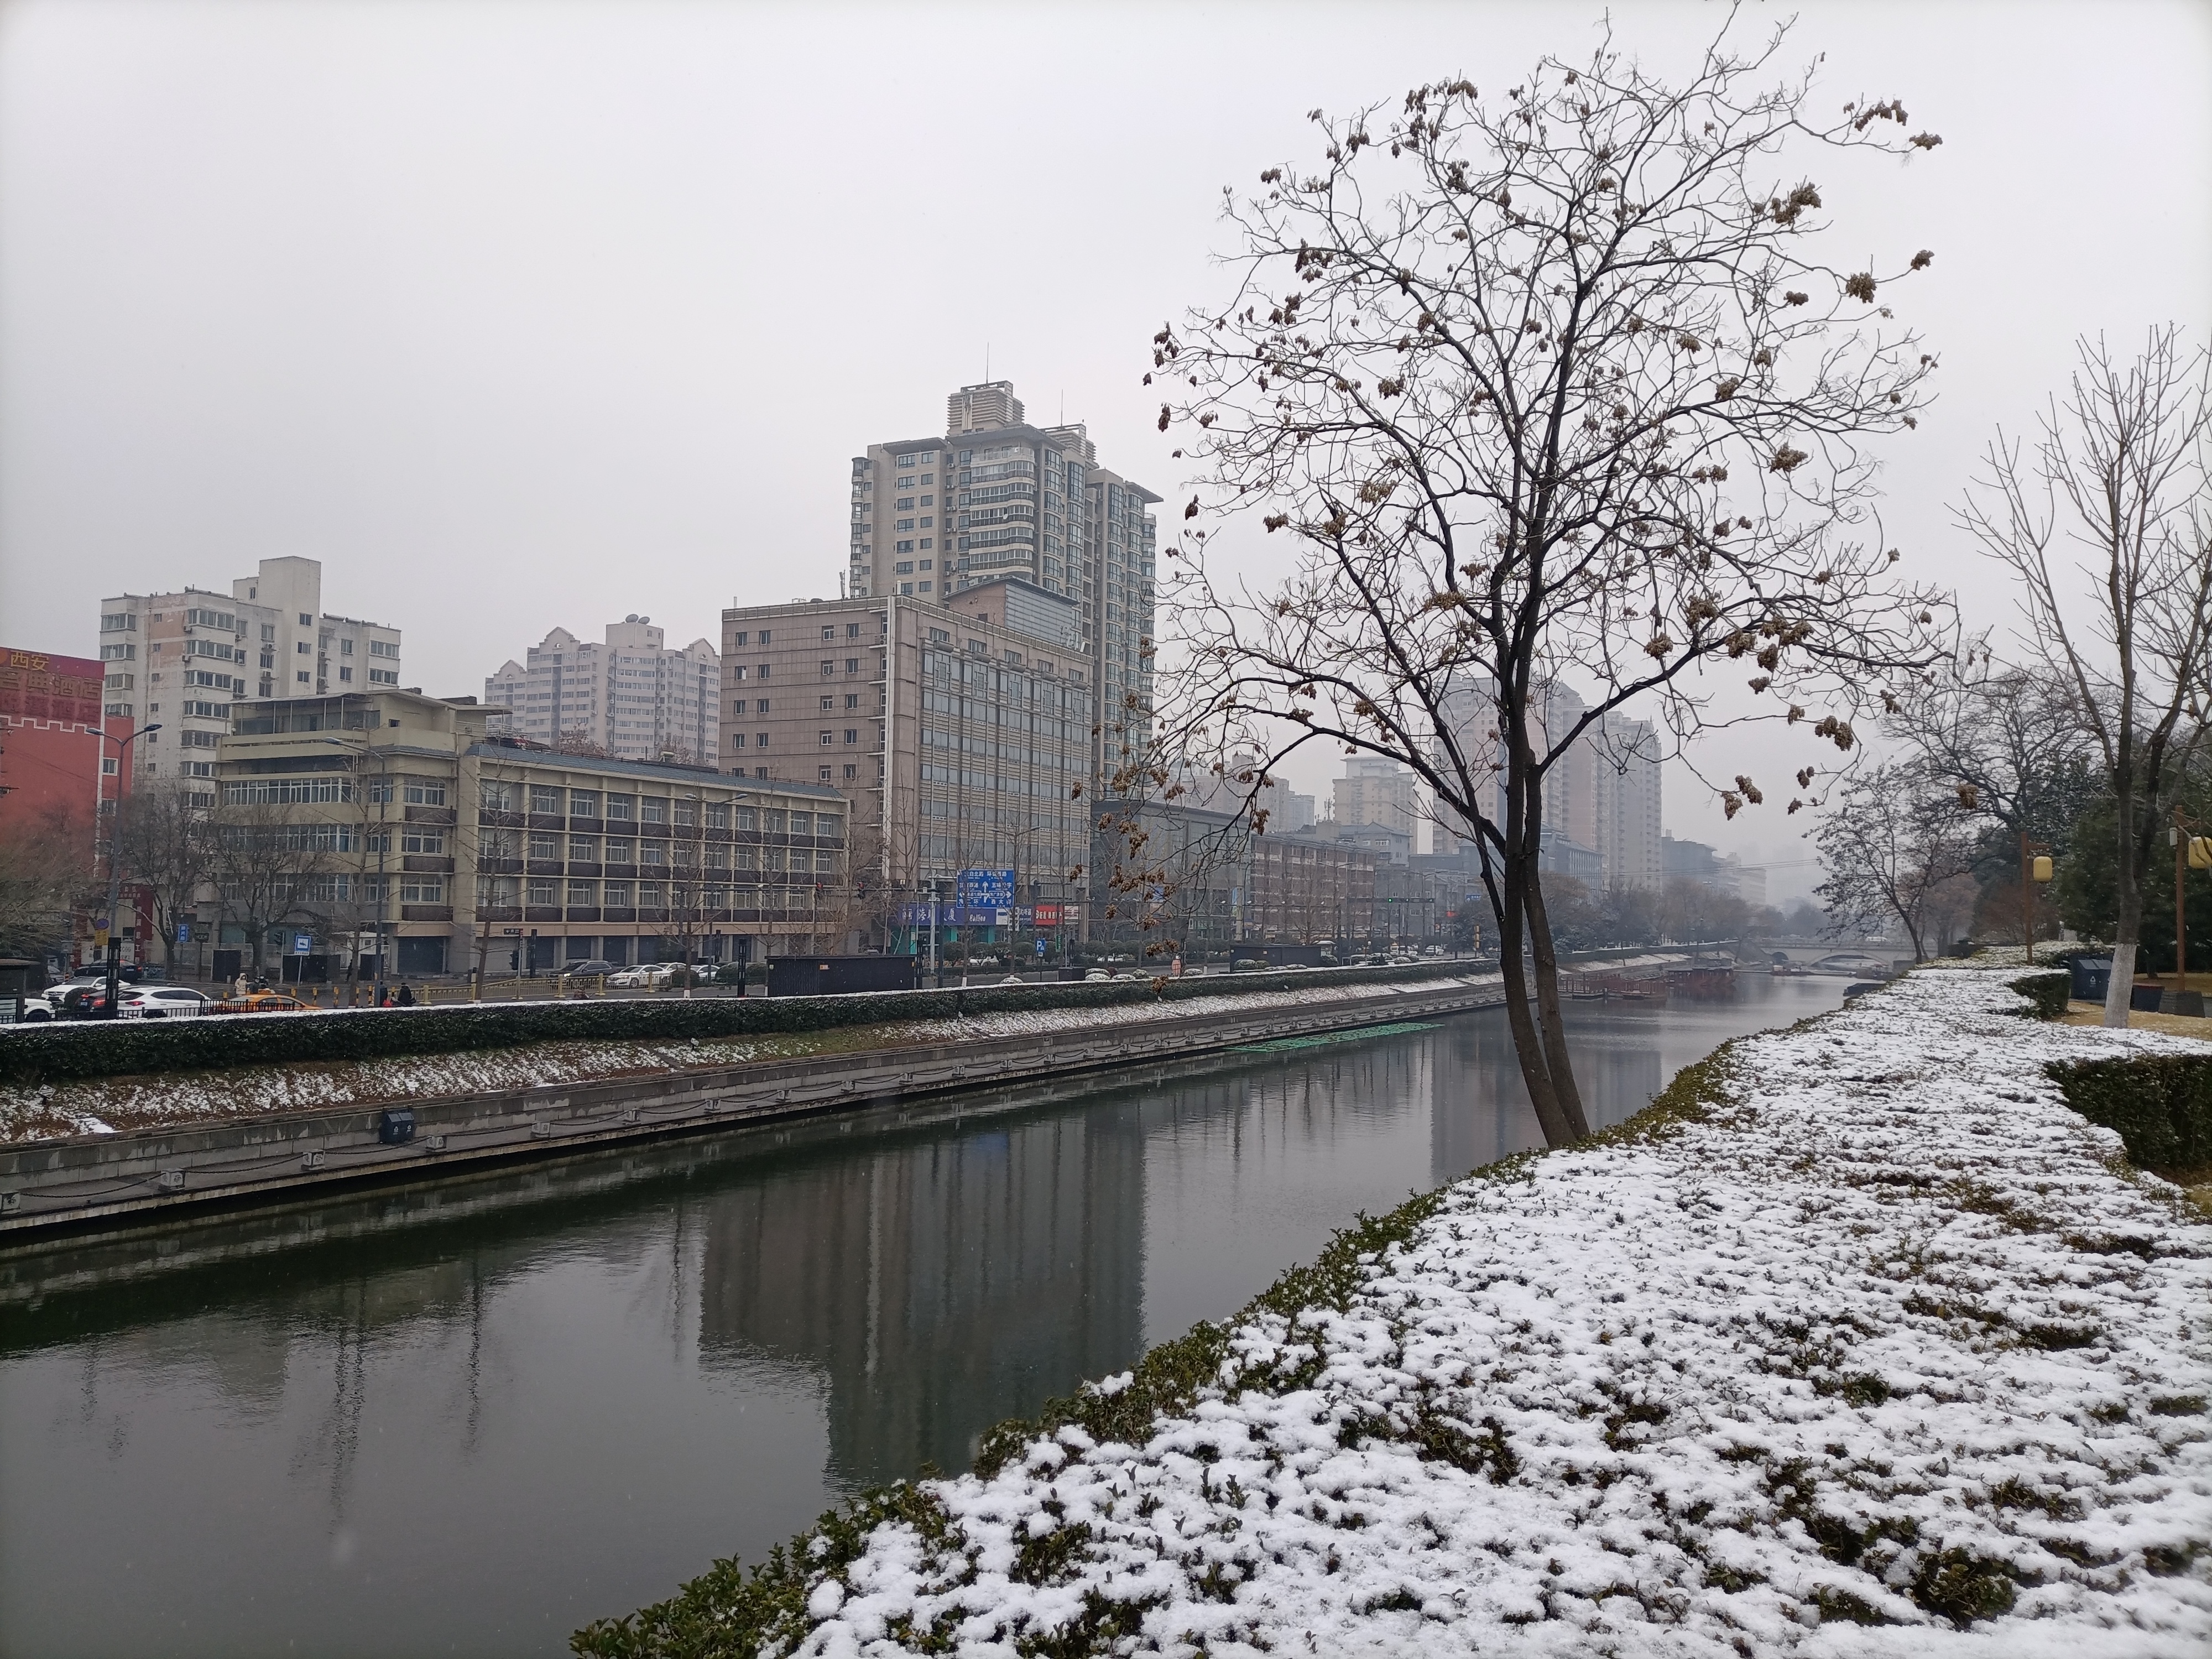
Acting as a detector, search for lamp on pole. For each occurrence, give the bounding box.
[2019,833,2054,966]
[95,723,161,1017]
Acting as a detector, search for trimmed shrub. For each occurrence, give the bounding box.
[0,961,1470,1088]
[2006,971,2072,1021]
[2048,1053,2212,1172]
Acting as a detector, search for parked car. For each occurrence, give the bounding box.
[607,964,678,989]
[116,987,213,1018]
[209,990,313,1015]
[14,993,57,1021]
[562,959,622,978]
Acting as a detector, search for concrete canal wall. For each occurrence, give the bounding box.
[0,974,1503,1243]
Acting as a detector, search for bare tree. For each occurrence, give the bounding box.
[111,778,216,974]
[1151,20,1952,1145]
[212,801,336,976]
[0,805,96,962]
[1889,662,2101,849]
[1958,328,2212,1024]
[1813,763,1982,961]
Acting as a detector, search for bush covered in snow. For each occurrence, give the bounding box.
[575,968,2211,1658]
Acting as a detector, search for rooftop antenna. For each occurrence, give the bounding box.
[1059,389,1065,424]
[985,342,991,381]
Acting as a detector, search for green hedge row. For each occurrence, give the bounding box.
[2048,1054,2212,1172]
[0,962,1472,1088]
[2007,970,2073,1020]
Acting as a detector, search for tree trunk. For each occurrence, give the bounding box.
[2104,766,2139,1028]
[1494,741,1589,1148]
[1521,864,1591,1142]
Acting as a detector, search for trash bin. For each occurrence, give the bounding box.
[2067,956,2112,1003]
[2131,982,2167,1013]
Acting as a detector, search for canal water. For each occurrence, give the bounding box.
[0,977,1847,1658]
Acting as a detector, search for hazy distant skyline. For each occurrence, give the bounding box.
[4,0,2206,866]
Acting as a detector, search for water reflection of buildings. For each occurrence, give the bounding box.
[697,1110,1146,1484]
[1430,1006,1669,1183]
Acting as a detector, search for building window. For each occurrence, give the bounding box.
[567,878,597,905]
[731,665,746,681]
[706,802,729,830]
[603,880,634,906]
[843,729,857,744]
[819,731,833,746]
[101,757,118,775]
[528,877,557,906]
[730,733,746,748]
[404,780,447,806]
[570,790,599,818]
[755,731,769,748]
[818,766,832,781]
[368,669,398,685]
[842,764,858,780]
[400,875,444,904]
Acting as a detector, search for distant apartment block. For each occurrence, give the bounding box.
[1332,756,1420,863]
[1434,678,1661,891]
[97,556,400,791]
[484,616,719,765]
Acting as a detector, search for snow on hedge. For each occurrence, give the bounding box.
[627,968,2210,1657]
[0,972,1498,1143]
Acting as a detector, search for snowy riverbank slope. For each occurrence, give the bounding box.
[581,967,2211,1658]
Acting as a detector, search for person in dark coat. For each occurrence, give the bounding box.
[395,982,415,1006]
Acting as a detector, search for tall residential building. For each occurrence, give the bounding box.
[484,616,719,764]
[719,585,1092,921]
[1332,755,1420,862]
[97,556,400,790]
[846,380,1160,800]
[1589,716,1663,892]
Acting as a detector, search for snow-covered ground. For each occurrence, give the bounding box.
[624,967,2210,1657]
[0,972,1496,1143]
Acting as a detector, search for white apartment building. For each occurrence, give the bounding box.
[97,556,400,791]
[484,616,719,764]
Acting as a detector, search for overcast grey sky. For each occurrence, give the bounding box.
[3,0,2206,886]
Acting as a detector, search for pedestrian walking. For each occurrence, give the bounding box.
[396,982,415,1007]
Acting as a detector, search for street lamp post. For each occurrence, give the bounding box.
[95,723,161,1016]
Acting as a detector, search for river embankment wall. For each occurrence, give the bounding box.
[0,970,1504,1243]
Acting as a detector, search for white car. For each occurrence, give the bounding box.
[607,963,677,989]
[117,986,215,1018]
[14,993,57,1021]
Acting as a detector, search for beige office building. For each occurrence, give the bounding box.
[719,585,1091,919]
[214,690,849,978]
